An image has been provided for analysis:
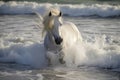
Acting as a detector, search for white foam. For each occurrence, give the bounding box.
[63,42,86,67]
[63,35,120,68]
[0,71,44,80]
[41,34,120,69]
[0,41,48,68]
[0,1,120,17]
[0,33,120,69]
[36,74,44,80]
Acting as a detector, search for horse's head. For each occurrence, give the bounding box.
[43,8,63,45]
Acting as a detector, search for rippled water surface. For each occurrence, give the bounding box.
[0,15,120,80]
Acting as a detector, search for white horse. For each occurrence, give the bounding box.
[37,8,83,65]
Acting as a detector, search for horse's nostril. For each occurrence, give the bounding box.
[55,37,63,45]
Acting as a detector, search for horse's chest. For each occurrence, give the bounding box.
[44,35,62,51]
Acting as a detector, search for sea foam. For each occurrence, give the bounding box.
[63,34,119,68]
[0,1,120,17]
[0,34,120,69]
[0,39,48,68]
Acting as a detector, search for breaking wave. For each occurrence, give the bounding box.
[0,1,120,17]
[0,35,120,69]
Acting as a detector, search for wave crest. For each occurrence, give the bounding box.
[0,1,120,17]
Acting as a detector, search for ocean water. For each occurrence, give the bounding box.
[0,1,120,80]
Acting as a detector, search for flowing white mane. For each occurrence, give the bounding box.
[42,7,61,33]
[37,6,83,65]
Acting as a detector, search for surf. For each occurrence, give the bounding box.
[0,1,120,17]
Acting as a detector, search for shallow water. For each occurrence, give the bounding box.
[0,15,120,80]
[0,63,120,80]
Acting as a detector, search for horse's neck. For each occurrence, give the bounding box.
[60,22,82,47]
[46,31,53,41]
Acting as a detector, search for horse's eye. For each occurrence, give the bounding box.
[59,11,62,17]
[49,12,52,16]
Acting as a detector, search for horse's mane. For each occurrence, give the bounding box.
[42,7,61,34]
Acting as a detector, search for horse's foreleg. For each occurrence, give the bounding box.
[58,51,65,64]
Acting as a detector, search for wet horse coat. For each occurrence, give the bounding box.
[41,8,83,64]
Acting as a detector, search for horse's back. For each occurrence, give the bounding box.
[61,21,82,42]
[59,21,82,48]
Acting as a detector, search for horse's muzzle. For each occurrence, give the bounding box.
[55,37,63,45]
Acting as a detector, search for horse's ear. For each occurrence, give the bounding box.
[59,11,62,17]
[49,11,52,16]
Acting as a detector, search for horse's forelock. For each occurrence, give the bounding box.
[50,8,60,16]
[43,7,61,32]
